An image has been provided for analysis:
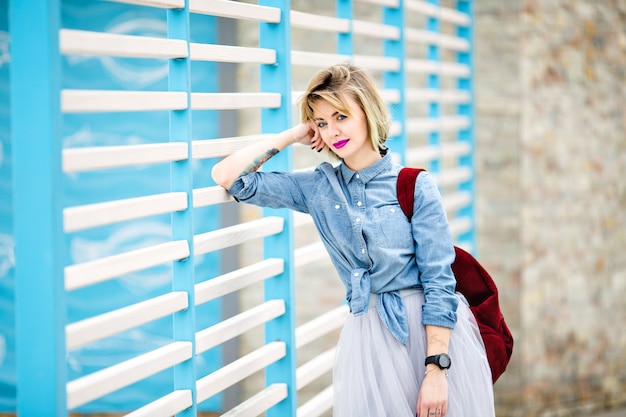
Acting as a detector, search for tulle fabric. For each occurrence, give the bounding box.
[333,290,495,417]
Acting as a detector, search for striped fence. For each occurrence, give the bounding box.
[5,0,473,416]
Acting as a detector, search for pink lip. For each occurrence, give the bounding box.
[333,139,350,149]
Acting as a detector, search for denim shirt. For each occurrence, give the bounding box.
[228,153,458,345]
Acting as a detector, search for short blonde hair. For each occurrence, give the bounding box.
[299,63,391,154]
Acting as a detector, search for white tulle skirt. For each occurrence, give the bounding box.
[333,290,495,417]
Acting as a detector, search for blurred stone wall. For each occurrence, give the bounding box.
[475,0,626,416]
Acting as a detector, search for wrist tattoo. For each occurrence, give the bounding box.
[241,148,279,175]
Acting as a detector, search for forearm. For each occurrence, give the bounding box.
[211,128,296,190]
[425,325,450,357]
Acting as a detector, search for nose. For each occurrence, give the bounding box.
[328,122,341,137]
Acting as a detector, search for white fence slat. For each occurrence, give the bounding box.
[66,292,188,350]
[406,59,471,77]
[296,348,336,390]
[190,43,276,64]
[352,54,400,71]
[352,19,400,40]
[63,142,188,173]
[294,242,329,268]
[108,0,184,8]
[449,216,472,238]
[390,120,402,137]
[63,192,188,233]
[123,390,192,417]
[60,29,188,59]
[194,216,284,255]
[437,166,472,187]
[192,134,271,159]
[354,0,399,7]
[195,258,284,305]
[196,300,286,354]
[405,28,470,51]
[439,6,471,26]
[189,0,281,23]
[67,341,192,409]
[296,385,334,417]
[196,342,287,403]
[192,186,233,208]
[296,305,349,349]
[443,191,472,214]
[406,0,470,24]
[291,51,351,67]
[379,88,401,104]
[221,384,288,417]
[405,116,470,134]
[62,90,187,113]
[406,88,471,103]
[290,10,350,33]
[292,211,313,228]
[65,240,189,291]
[191,92,281,110]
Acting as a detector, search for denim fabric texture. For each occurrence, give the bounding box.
[228,153,458,344]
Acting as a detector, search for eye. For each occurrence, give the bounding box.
[337,114,347,121]
[316,121,327,128]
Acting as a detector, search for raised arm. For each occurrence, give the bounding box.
[211,123,321,190]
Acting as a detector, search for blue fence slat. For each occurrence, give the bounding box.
[336,0,353,56]
[10,1,66,416]
[258,1,298,416]
[426,0,441,174]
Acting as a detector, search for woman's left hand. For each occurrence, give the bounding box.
[417,368,448,417]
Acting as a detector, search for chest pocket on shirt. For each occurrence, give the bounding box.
[318,197,354,247]
[372,204,412,248]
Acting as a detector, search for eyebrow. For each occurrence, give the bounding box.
[314,111,340,121]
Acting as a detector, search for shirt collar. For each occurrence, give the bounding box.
[340,152,392,184]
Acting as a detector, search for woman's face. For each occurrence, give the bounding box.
[311,94,381,171]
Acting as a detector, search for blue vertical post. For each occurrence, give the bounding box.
[10,1,67,416]
[168,4,197,416]
[258,1,297,416]
[383,0,407,160]
[455,0,475,251]
[426,0,441,174]
[336,0,352,56]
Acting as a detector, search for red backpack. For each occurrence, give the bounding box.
[397,167,514,383]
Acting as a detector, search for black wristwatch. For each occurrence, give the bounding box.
[425,353,451,370]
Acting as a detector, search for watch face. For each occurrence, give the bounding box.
[439,354,451,368]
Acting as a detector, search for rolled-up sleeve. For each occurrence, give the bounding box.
[411,172,458,328]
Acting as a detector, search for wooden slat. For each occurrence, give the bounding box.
[405,28,470,51]
[354,0,399,6]
[379,88,401,104]
[449,216,472,238]
[437,166,472,187]
[295,305,349,349]
[63,192,188,233]
[191,92,281,110]
[405,116,470,134]
[67,341,192,409]
[290,10,350,33]
[108,0,184,8]
[293,211,313,228]
[352,19,400,40]
[62,90,187,113]
[221,384,288,417]
[124,390,193,417]
[196,300,286,354]
[192,134,271,159]
[192,186,233,208]
[405,88,471,103]
[352,54,400,71]
[294,242,329,268]
[196,342,286,403]
[443,191,472,214]
[194,217,284,256]
[66,292,188,350]
[65,240,189,291]
[291,51,351,67]
[296,348,336,390]
[406,59,471,77]
[190,43,276,64]
[296,385,334,417]
[195,258,284,305]
[63,142,188,173]
[405,0,470,25]
[189,0,281,23]
[60,29,188,59]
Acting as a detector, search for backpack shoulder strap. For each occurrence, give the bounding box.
[397,167,425,221]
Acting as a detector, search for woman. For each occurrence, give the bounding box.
[212,63,494,417]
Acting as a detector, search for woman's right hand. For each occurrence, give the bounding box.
[290,122,325,152]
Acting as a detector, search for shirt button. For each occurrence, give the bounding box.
[390,208,396,213]
[357,201,362,206]
[356,174,360,179]
[335,204,340,209]
[361,248,366,253]
[355,218,361,223]
[354,272,359,277]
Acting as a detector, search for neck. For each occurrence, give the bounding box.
[343,150,383,172]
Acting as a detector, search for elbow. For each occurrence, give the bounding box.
[211,162,232,190]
